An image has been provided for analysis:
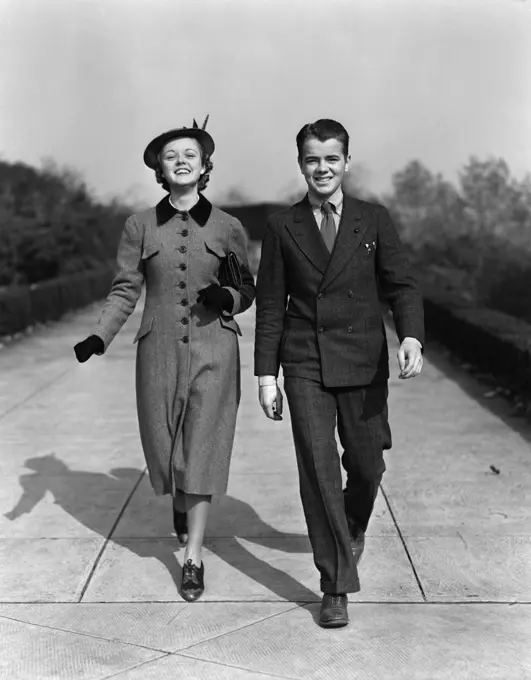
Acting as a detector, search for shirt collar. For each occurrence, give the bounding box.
[307,186,344,214]
[156,192,212,227]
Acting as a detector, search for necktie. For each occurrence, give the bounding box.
[320,201,336,252]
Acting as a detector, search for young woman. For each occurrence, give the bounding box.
[74,120,255,602]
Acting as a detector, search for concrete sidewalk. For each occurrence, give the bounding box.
[0,299,530,679]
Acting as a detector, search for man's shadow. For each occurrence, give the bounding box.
[4,454,321,621]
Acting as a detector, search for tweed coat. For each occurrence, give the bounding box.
[254,194,424,387]
[93,194,255,496]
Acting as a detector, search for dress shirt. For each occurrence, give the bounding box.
[308,187,344,231]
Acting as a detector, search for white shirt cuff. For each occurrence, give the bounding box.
[258,376,277,387]
[403,337,422,349]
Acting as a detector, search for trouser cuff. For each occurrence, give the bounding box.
[320,578,360,594]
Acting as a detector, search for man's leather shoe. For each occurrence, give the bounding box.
[319,594,348,628]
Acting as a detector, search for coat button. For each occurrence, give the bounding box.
[354,228,360,233]
[179,246,187,253]
[181,229,189,237]
[181,213,189,221]
[347,326,353,332]
[179,263,187,271]
[348,290,354,298]
[317,293,324,300]
[182,336,189,343]
[180,299,188,306]
[318,326,324,333]
[178,281,186,289]
[181,317,189,325]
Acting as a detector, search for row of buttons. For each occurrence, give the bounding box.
[179,229,189,342]
[317,290,355,299]
[318,325,356,333]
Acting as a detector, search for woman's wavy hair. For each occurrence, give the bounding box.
[155,139,214,193]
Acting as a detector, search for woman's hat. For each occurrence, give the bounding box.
[143,116,215,169]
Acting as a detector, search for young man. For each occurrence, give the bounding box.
[254,119,424,628]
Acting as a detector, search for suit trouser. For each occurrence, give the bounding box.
[284,376,391,594]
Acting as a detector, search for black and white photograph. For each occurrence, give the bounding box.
[0,0,530,678]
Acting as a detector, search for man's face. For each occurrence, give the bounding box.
[298,137,350,199]
[159,137,205,189]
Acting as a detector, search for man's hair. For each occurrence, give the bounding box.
[296,119,349,160]
[155,139,213,193]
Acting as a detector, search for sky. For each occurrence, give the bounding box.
[1,0,530,207]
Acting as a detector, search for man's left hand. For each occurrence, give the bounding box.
[397,338,423,379]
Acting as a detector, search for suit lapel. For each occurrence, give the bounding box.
[321,195,369,289]
[285,196,331,275]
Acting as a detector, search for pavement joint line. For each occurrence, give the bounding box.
[0,599,529,606]
[0,612,171,654]
[0,368,72,423]
[168,603,304,658]
[102,652,293,680]
[77,467,147,602]
[0,537,116,541]
[111,534,312,540]
[100,653,171,680]
[173,651,296,680]
[380,484,428,602]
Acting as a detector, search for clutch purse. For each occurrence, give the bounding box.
[218,251,243,290]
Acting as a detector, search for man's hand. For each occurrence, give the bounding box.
[258,383,284,421]
[397,337,423,379]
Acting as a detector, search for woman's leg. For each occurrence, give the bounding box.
[172,490,186,513]
[179,493,211,602]
[183,493,212,565]
[172,493,188,543]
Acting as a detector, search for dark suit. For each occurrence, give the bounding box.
[254,194,424,594]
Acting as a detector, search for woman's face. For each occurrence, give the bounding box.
[159,137,205,189]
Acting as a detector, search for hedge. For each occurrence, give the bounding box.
[2,258,530,400]
[422,284,531,396]
[0,265,114,336]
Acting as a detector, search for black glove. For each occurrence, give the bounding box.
[197,284,233,313]
[74,335,104,363]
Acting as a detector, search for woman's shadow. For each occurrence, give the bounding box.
[4,454,321,621]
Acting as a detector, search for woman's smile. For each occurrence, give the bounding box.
[158,137,206,189]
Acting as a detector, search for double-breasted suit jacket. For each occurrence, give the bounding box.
[254,194,424,387]
[93,194,255,497]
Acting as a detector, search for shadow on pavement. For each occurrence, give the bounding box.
[4,454,320,617]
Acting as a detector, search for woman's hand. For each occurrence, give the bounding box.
[197,284,233,313]
[74,335,104,363]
